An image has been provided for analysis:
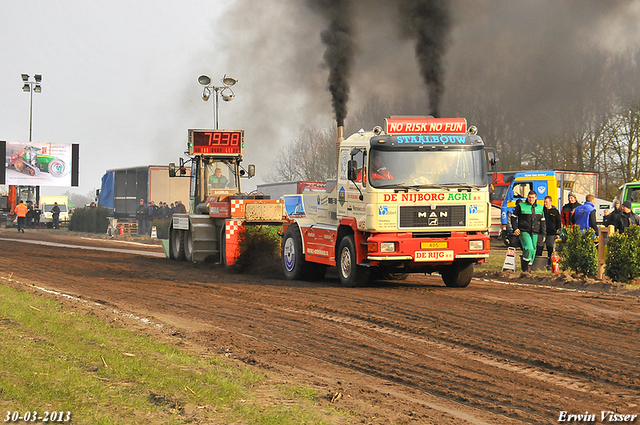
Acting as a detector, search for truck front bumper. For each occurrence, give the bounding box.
[366,231,490,264]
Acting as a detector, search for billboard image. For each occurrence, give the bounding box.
[2,141,78,187]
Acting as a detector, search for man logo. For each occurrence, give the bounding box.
[417,210,448,218]
[429,218,438,225]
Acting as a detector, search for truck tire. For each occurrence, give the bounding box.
[184,227,194,262]
[441,261,474,288]
[282,224,314,280]
[338,236,370,287]
[170,227,185,260]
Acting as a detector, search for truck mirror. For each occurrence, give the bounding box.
[485,149,497,172]
[347,160,358,181]
[248,164,255,178]
[169,163,176,177]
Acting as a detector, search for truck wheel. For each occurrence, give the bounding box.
[338,236,370,287]
[441,261,474,288]
[184,227,194,262]
[170,227,185,260]
[282,225,312,280]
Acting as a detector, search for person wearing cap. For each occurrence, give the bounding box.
[561,192,581,226]
[136,198,147,236]
[571,194,599,236]
[613,201,639,233]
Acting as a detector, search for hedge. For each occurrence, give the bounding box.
[557,225,597,277]
[605,225,640,283]
[68,206,110,233]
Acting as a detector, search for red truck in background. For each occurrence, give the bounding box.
[489,172,514,207]
[488,172,517,238]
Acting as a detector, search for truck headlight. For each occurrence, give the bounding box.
[469,240,484,251]
[380,242,396,253]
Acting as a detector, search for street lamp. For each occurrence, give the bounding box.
[197,74,237,129]
[21,74,42,142]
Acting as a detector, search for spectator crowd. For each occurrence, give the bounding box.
[136,199,187,236]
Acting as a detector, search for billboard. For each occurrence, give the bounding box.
[1,141,79,187]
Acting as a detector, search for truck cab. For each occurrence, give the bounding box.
[167,129,281,265]
[282,117,494,288]
[619,181,640,214]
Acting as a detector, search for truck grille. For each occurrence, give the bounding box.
[399,205,466,228]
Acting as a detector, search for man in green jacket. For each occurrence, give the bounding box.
[511,190,545,272]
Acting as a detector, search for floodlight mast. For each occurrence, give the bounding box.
[198,74,237,129]
[21,74,43,142]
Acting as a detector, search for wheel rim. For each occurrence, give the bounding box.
[340,246,352,278]
[283,238,295,272]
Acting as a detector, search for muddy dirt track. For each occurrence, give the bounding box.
[1,229,639,424]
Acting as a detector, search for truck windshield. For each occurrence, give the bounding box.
[369,148,488,188]
[627,186,640,203]
[205,162,237,193]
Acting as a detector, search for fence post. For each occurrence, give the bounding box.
[597,226,612,279]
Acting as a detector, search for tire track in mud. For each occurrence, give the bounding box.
[1,238,639,424]
[159,287,615,422]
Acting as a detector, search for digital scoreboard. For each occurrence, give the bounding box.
[188,129,244,156]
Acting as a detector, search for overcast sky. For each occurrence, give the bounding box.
[1,0,252,197]
[4,0,640,199]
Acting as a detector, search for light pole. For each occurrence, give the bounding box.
[197,74,237,129]
[21,74,42,142]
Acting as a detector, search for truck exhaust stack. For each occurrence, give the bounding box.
[336,125,344,163]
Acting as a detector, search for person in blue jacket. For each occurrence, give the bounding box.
[571,194,598,236]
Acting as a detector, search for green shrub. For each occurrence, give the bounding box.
[557,225,597,277]
[68,206,110,233]
[236,225,283,277]
[605,225,640,283]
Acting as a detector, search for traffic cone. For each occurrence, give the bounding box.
[551,252,560,273]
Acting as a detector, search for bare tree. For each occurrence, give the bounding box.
[266,126,337,182]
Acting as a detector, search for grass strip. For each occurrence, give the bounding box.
[0,283,331,424]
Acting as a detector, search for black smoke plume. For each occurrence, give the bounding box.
[398,0,451,118]
[307,0,355,127]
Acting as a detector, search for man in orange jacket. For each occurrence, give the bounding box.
[14,200,29,233]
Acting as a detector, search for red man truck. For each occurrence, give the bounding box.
[281,117,496,288]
